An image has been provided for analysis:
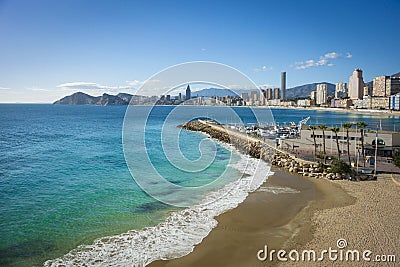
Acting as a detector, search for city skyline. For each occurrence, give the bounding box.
[1,0,400,103]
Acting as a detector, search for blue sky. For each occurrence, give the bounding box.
[0,0,399,103]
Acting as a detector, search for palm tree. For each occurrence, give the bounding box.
[319,124,328,163]
[309,126,317,160]
[357,121,367,167]
[343,122,354,164]
[331,127,341,160]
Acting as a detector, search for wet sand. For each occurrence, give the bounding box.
[149,169,354,267]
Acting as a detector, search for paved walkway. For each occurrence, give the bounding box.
[198,120,316,165]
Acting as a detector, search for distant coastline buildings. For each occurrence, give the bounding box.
[281,72,286,101]
[335,82,347,99]
[141,69,399,111]
[185,85,191,100]
[316,83,328,105]
[348,68,364,100]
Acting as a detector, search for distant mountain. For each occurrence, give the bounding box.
[117,93,133,102]
[54,92,131,105]
[285,82,335,99]
[391,71,400,78]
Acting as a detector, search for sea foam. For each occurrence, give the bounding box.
[44,148,272,267]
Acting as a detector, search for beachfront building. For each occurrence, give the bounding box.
[371,97,390,110]
[316,83,328,105]
[373,76,400,97]
[268,99,281,106]
[281,72,286,101]
[390,94,400,110]
[250,91,259,106]
[273,88,280,100]
[348,69,364,100]
[241,92,249,105]
[280,126,400,159]
[331,98,352,108]
[335,82,348,99]
[297,99,311,107]
[266,88,273,100]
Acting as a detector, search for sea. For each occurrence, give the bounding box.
[0,104,398,266]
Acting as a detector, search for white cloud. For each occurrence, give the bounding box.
[293,51,352,70]
[324,52,340,59]
[56,82,126,90]
[0,86,10,90]
[125,80,143,87]
[253,65,273,72]
[28,87,53,91]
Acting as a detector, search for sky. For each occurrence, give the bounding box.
[0,0,399,103]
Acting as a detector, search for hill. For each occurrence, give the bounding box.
[53,92,130,105]
[285,82,335,99]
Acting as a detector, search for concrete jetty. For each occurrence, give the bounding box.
[179,120,346,180]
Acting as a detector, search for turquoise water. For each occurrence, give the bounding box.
[0,104,398,266]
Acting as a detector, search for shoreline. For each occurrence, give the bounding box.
[149,169,354,267]
[150,120,399,266]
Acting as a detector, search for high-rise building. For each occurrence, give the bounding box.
[251,91,259,102]
[266,88,273,100]
[281,72,286,100]
[185,85,191,100]
[178,93,182,100]
[348,69,364,100]
[273,88,280,99]
[310,91,317,101]
[335,82,347,99]
[373,76,400,97]
[241,92,249,102]
[316,83,328,105]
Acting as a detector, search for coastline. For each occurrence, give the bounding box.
[149,169,354,267]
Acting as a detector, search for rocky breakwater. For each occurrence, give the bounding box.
[179,121,275,163]
[179,120,345,181]
[271,153,346,180]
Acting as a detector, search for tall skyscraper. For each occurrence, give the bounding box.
[316,83,328,105]
[335,82,347,99]
[310,91,317,101]
[273,88,280,99]
[185,85,191,100]
[348,69,364,100]
[266,88,273,100]
[281,72,286,100]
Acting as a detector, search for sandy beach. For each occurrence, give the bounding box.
[149,170,399,267]
[149,169,354,267]
[280,174,400,267]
